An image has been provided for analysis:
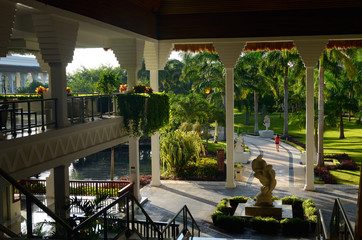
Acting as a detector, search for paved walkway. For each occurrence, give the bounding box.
[140,135,359,239]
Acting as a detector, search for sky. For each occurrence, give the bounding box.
[66,48,182,74]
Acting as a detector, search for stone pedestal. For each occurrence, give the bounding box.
[243,199,292,220]
[258,130,274,138]
[234,151,250,164]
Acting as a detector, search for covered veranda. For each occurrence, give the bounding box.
[0,0,362,238]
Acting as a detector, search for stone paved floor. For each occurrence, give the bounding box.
[140,135,359,239]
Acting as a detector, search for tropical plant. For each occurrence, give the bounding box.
[160,129,205,175]
[235,51,266,133]
[317,48,358,166]
[261,49,304,137]
[96,70,120,94]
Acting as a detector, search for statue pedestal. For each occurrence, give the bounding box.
[258,130,274,138]
[234,151,250,164]
[242,199,291,220]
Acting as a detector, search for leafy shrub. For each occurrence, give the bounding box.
[304,206,317,218]
[216,198,229,215]
[229,196,250,208]
[281,217,309,235]
[215,215,245,232]
[160,130,205,176]
[314,167,336,184]
[250,217,279,233]
[302,199,315,209]
[281,196,304,209]
[211,210,223,225]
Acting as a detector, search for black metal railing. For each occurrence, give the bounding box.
[0,98,57,137]
[316,209,328,240]
[160,205,201,239]
[67,94,118,124]
[0,168,200,240]
[329,198,355,240]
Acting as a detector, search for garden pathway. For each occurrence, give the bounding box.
[242,135,305,188]
[141,134,359,239]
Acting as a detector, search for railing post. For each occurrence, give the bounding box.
[103,211,108,239]
[26,197,33,238]
[54,99,58,128]
[27,101,31,134]
[11,102,16,136]
[41,99,45,131]
[91,97,94,121]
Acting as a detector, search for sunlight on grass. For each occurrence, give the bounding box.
[234,109,362,185]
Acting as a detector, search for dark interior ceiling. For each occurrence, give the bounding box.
[35,0,362,40]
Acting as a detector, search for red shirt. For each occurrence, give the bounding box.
[275,136,280,144]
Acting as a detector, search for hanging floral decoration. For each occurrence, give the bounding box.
[119,84,128,93]
[117,85,169,137]
[66,87,72,94]
[35,86,48,95]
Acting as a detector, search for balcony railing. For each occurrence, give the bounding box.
[19,179,131,197]
[0,98,57,137]
[0,93,120,138]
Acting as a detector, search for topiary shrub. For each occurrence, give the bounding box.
[216,198,230,215]
[229,196,250,208]
[281,196,304,218]
[215,215,245,232]
[250,217,279,233]
[281,217,309,236]
[211,210,223,225]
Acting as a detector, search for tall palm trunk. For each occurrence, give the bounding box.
[254,91,259,133]
[214,120,219,143]
[245,105,250,125]
[283,68,289,137]
[317,65,325,167]
[339,114,345,139]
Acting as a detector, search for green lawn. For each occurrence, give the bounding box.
[234,109,362,185]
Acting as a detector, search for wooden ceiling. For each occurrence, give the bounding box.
[35,0,362,40]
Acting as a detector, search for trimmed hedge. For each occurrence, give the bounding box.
[212,196,318,236]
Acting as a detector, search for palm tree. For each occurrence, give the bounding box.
[235,51,266,134]
[159,59,184,93]
[262,49,303,137]
[317,48,357,166]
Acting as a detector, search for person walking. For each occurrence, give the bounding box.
[275,134,280,152]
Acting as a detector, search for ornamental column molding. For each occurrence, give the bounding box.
[213,41,246,189]
[0,0,16,57]
[144,41,161,187]
[32,14,78,128]
[294,39,327,191]
[111,38,145,201]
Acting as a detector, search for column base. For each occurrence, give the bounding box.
[150,180,161,187]
[303,184,315,191]
[225,180,236,189]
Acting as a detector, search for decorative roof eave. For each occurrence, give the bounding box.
[173,40,362,53]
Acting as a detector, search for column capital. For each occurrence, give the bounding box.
[213,41,246,68]
[293,39,328,67]
[0,1,16,57]
[111,38,145,70]
[32,14,78,64]
[144,41,159,71]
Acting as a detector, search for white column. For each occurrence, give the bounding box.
[150,70,161,186]
[214,41,246,189]
[46,165,70,220]
[49,62,68,127]
[129,137,141,200]
[126,68,138,90]
[111,38,145,200]
[32,14,78,128]
[294,39,327,191]
[225,67,236,188]
[305,66,315,190]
